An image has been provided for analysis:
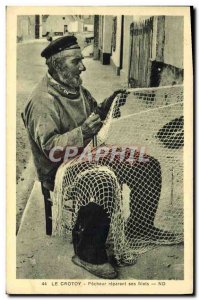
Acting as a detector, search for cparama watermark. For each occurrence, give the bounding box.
[48,145,149,164]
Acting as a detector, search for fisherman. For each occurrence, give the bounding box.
[22,35,179,279]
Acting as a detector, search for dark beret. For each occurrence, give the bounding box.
[41,35,80,59]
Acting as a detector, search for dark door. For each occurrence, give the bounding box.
[35,15,40,39]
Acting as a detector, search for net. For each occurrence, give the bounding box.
[52,85,184,266]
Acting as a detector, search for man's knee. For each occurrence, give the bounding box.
[81,167,118,190]
[70,167,119,206]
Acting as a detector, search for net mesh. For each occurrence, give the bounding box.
[52,85,184,266]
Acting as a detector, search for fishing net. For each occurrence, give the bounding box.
[52,84,184,266]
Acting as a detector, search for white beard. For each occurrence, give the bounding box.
[58,70,82,89]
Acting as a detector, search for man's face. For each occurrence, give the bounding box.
[54,49,86,89]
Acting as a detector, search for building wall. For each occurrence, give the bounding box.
[83,24,94,32]
[120,15,184,85]
[43,15,70,35]
[164,16,184,69]
[98,16,104,50]
[120,16,134,82]
[68,21,78,32]
[95,15,184,85]
[17,16,36,41]
[78,21,84,32]
[93,15,100,60]
[68,20,84,32]
[102,16,113,53]
[111,16,122,69]
[97,16,113,64]
[38,16,43,38]
[151,16,184,86]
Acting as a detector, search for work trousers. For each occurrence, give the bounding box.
[71,153,162,264]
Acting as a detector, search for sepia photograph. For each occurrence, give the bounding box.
[6,6,193,294]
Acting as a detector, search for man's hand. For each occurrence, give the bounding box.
[95,89,130,121]
[81,113,103,140]
[107,89,128,102]
[115,90,130,107]
[105,89,129,112]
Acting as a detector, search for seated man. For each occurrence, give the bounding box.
[22,35,179,279]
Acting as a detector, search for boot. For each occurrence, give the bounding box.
[72,202,118,278]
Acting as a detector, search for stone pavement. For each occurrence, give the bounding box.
[16,41,184,280]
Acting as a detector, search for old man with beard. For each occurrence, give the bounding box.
[22,36,178,279]
[22,36,128,278]
[22,36,123,192]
